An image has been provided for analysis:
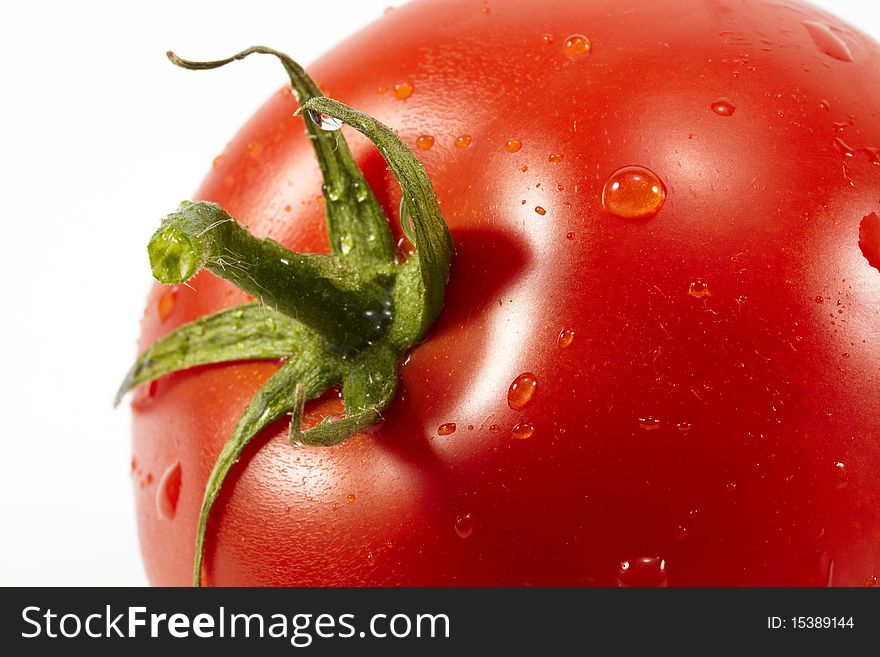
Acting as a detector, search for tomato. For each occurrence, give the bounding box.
[131,0,880,586]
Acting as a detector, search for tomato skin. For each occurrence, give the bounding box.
[133,0,880,586]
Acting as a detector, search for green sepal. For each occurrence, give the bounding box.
[115,303,307,407]
[297,96,454,338]
[193,345,339,586]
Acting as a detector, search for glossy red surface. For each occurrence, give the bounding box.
[133,0,880,585]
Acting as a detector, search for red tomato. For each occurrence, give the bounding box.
[132,0,880,586]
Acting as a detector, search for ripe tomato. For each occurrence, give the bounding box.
[131,0,880,586]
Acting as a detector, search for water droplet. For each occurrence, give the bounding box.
[347,493,357,504]
[688,279,711,299]
[366,551,375,566]
[130,456,138,475]
[438,422,457,436]
[541,34,554,44]
[508,372,538,409]
[866,574,878,587]
[534,206,546,216]
[832,120,849,133]
[377,85,387,95]
[562,34,591,58]
[676,421,693,433]
[158,285,179,321]
[566,231,574,240]
[505,139,522,153]
[673,525,688,541]
[511,422,535,440]
[558,327,575,348]
[247,142,260,155]
[832,136,855,157]
[455,134,472,148]
[858,213,880,272]
[819,99,830,111]
[815,295,824,304]
[212,155,225,169]
[416,134,434,150]
[489,424,502,433]
[601,165,667,219]
[616,557,668,587]
[860,147,880,164]
[393,82,414,100]
[548,153,563,163]
[306,109,343,131]
[803,21,853,62]
[455,512,475,538]
[279,87,292,97]
[710,98,736,116]
[156,462,182,520]
[143,472,154,487]
[833,461,848,488]
[638,417,661,431]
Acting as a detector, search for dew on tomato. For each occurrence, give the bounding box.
[558,327,575,348]
[507,373,538,409]
[803,20,853,62]
[346,493,356,504]
[157,286,178,321]
[156,462,182,521]
[455,513,475,539]
[833,462,848,489]
[833,136,855,157]
[601,166,666,219]
[392,82,414,99]
[562,34,591,58]
[505,139,522,153]
[510,422,535,440]
[416,134,435,150]
[616,557,668,587]
[638,417,661,431]
[534,206,546,216]
[438,422,457,436]
[548,153,563,163]
[687,279,711,299]
[489,424,502,433]
[710,98,736,116]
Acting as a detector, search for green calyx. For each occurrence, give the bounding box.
[117,47,453,586]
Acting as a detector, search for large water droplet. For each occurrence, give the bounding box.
[455,134,473,148]
[616,556,668,587]
[602,166,667,219]
[558,327,575,348]
[158,285,179,321]
[156,462,182,521]
[710,98,736,116]
[455,512,475,538]
[306,109,343,131]
[505,139,522,153]
[534,206,546,216]
[508,372,538,409]
[438,422,457,436]
[562,34,592,58]
[393,82,414,100]
[416,135,435,150]
[858,212,880,272]
[688,279,711,298]
[803,21,853,62]
[347,493,357,504]
[511,422,535,440]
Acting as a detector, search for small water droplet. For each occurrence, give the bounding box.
[534,206,546,216]
[819,99,830,111]
[803,21,853,62]
[832,136,855,157]
[393,82,414,99]
[860,147,880,164]
[673,525,688,541]
[541,34,554,44]
[562,34,591,58]
[616,557,668,587]
[306,109,343,131]
[566,231,574,240]
[858,213,880,272]
[156,462,182,520]
[347,493,357,504]
[676,421,693,433]
[833,461,848,488]
[638,417,661,431]
[247,142,260,155]
[508,372,538,409]
[416,134,435,150]
[865,574,878,587]
[438,422,457,436]
[511,422,535,440]
[505,139,522,153]
[724,481,738,492]
[832,120,849,133]
[157,285,179,321]
[815,295,825,304]
[455,512,475,538]
[366,551,375,566]
[130,456,138,475]
[489,424,502,433]
[688,279,711,299]
[455,134,472,148]
[377,85,387,95]
[602,166,667,219]
[548,153,563,163]
[558,327,575,348]
[520,165,528,172]
[212,155,225,169]
[710,98,736,116]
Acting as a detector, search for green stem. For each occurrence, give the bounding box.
[168,47,396,272]
[147,200,392,353]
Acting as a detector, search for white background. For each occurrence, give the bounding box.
[1,0,879,586]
